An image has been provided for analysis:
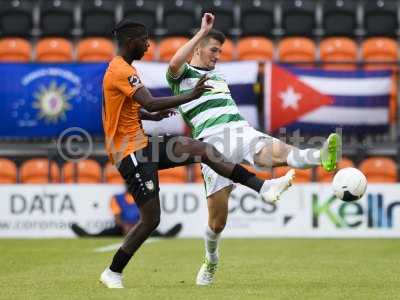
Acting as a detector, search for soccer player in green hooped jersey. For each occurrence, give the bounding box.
[166,13,341,286]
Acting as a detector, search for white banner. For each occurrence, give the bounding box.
[1,184,400,238]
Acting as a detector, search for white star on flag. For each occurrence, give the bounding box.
[279,86,302,109]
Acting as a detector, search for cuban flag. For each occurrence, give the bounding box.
[264,63,393,133]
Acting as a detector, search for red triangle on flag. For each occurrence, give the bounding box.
[266,64,334,132]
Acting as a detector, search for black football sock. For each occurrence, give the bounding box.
[229,164,264,192]
[109,248,133,273]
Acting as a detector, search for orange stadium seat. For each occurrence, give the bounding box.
[316,157,355,183]
[274,166,312,183]
[20,159,60,183]
[0,38,32,62]
[359,157,398,183]
[361,37,398,70]
[159,37,189,62]
[0,158,17,184]
[36,38,73,62]
[159,166,187,183]
[77,38,115,62]
[104,161,124,184]
[237,37,274,61]
[277,37,316,66]
[143,39,156,61]
[63,159,102,183]
[320,37,358,70]
[220,38,235,61]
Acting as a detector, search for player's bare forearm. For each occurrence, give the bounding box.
[168,29,208,74]
[133,76,211,112]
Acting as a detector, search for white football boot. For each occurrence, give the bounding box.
[196,258,218,286]
[261,169,295,203]
[99,268,124,289]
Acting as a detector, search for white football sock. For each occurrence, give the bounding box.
[286,148,320,169]
[205,226,220,263]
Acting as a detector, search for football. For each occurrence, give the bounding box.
[332,167,368,202]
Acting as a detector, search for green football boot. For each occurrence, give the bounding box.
[320,133,342,172]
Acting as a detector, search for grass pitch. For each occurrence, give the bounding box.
[1,238,400,300]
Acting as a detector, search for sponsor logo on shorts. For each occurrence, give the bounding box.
[145,180,155,191]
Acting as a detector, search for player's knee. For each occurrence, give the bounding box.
[209,218,227,234]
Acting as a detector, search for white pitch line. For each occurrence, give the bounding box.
[94,238,161,253]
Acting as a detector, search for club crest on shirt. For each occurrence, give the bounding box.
[128,75,141,87]
[145,180,155,191]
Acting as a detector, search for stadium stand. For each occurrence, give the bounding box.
[104,161,124,184]
[158,36,189,61]
[162,0,199,36]
[363,0,399,37]
[237,37,274,61]
[240,0,275,37]
[0,38,31,62]
[220,38,235,61]
[277,37,316,65]
[0,158,17,184]
[359,157,398,183]
[280,0,317,37]
[142,39,156,61]
[361,37,398,70]
[39,0,76,37]
[315,157,355,183]
[20,159,60,183]
[0,0,34,37]
[158,166,187,183]
[321,0,358,37]
[77,38,115,62]
[273,166,312,183]
[122,0,158,37]
[36,37,73,62]
[81,0,116,37]
[63,159,102,183]
[319,37,358,70]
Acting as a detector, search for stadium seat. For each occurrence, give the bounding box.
[159,37,189,62]
[159,166,187,183]
[63,159,102,183]
[363,0,399,37]
[321,0,358,37]
[20,159,60,183]
[201,0,237,35]
[162,0,198,36]
[77,38,115,62]
[81,0,116,37]
[36,38,73,62]
[240,0,275,37]
[122,0,158,36]
[0,0,34,37]
[40,0,76,37]
[359,157,398,183]
[0,158,17,184]
[104,161,124,184]
[237,37,274,61]
[315,157,355,183]
[220,38,235,61]
[273,166,312,183]
[0,38,31,62]
[277,37,316,66]
[319,37,358,70]
[280,0,316,37]
[142,39,156,61]
[361,37,398,70]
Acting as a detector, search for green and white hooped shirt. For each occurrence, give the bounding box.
[166,63,249,139]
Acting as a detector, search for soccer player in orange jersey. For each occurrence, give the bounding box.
[99,19,295,288]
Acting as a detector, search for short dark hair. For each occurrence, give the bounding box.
[202,29,226,45]
[112,19,148,46]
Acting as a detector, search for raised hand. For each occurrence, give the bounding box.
[201,13,215,34]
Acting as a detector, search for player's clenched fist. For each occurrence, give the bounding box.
[201,13,214,33]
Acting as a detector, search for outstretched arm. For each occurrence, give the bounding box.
[168,13,215,77]
[133,75,211,112]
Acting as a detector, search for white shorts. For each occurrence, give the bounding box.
[200,125,278,197]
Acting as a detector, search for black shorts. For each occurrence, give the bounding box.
[117,135,194,207]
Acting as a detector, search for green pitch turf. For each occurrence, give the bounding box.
[1,238,400,300]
